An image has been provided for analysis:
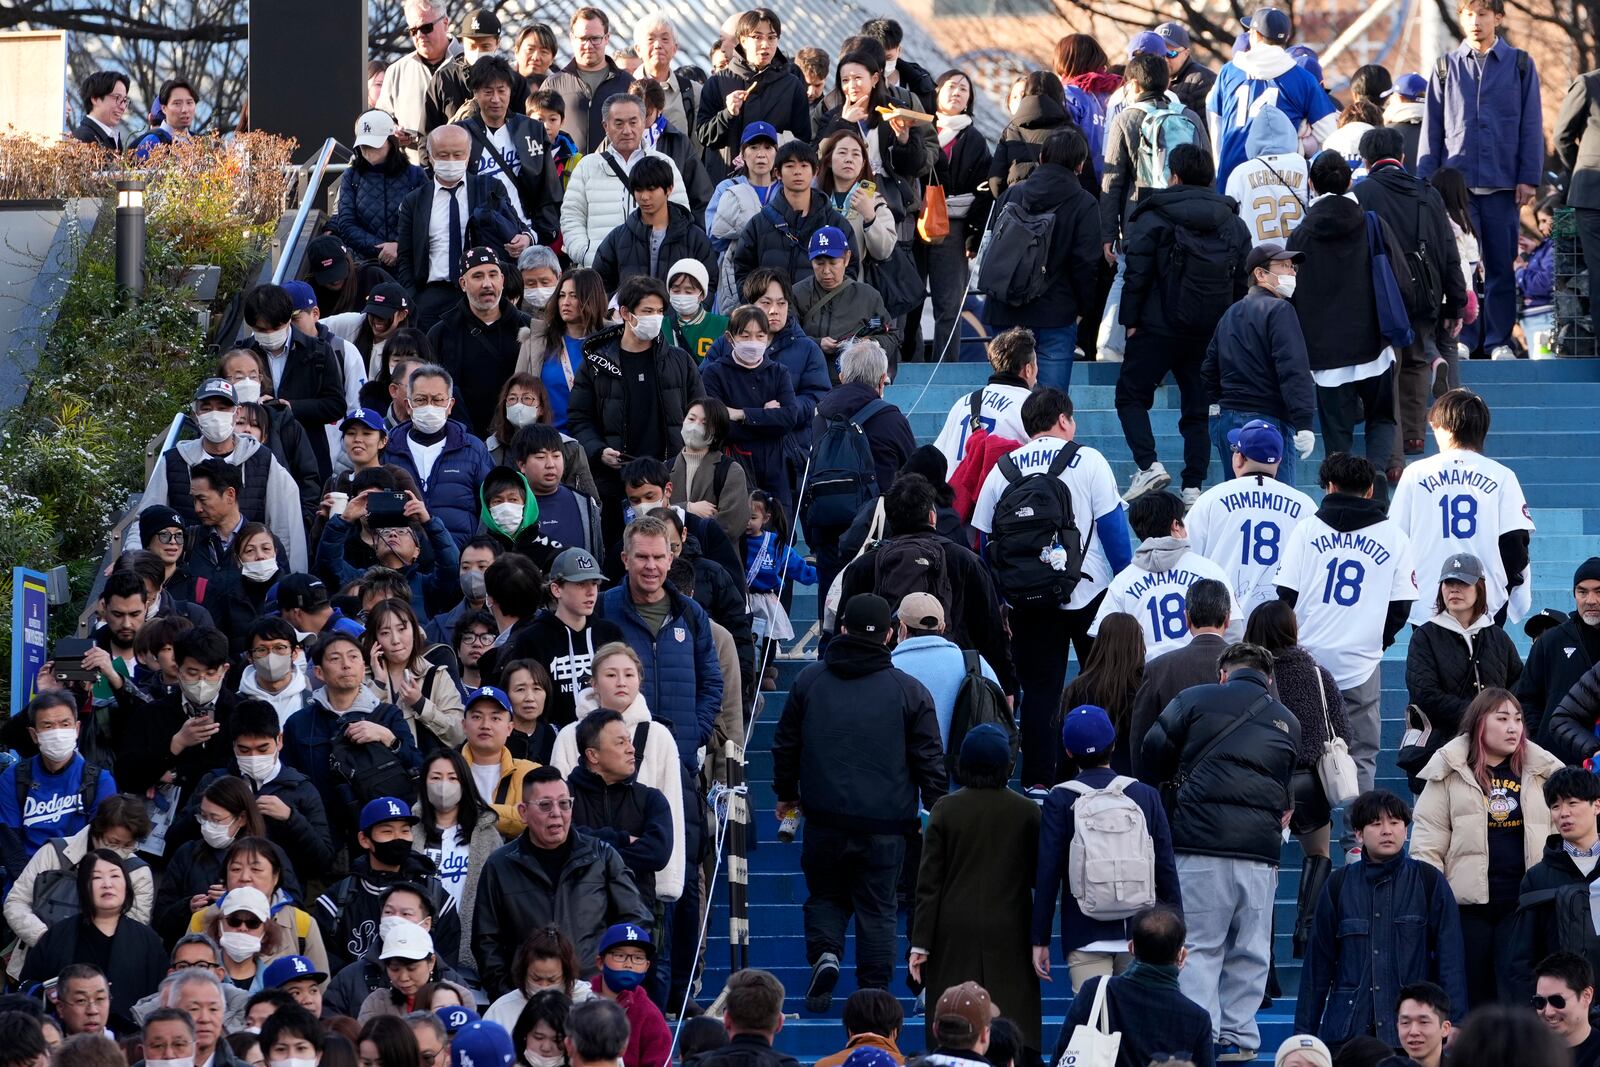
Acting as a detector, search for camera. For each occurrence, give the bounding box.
[366,491,410,528]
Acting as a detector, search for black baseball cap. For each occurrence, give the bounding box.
[460,246,500,278]
[306,235,351,286]
[364,282,412,318]
[840,594,892,635]
[460,8,502,36]
[1244,7,1292,43]
[276,573,331,613]
[1245,242,1305,275]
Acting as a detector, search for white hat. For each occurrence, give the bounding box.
[666,257,710,295]
[1274,1034,1333,1067]
[354,109,397,149]
[379,919,435,961]
[218,886,271,923]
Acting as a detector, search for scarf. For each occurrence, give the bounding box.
[936,112,972,148]
[643,114,667,151]
[1121,960,1181,990]
[1067,70,1123,97]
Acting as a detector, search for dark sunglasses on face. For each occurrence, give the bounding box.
[1532,993,1569,1011]
[224,913,263,930]
[409,19,438,36]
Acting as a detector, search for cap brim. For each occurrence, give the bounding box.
[1274,250,1306,264]
[363,303,402,318]
[312,262,349,285]
[1439,570,1482,584]
[353,133,388,148]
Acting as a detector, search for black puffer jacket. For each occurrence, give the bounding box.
[566,326,705,466]
[729,192,855,296]
[1271,644,1350,767]
[1120,184,1251,336]
[1407,612,1524,741]
[593,203,718,298]
[1141,667,1300,865]
[985,162,1100,330]
[566,764,673,914]
[1544,658,1600,764]
[1521,617,1600,746]
[428,297,532,439]
[987,94,1096,200]
[1509,836,1600,1001]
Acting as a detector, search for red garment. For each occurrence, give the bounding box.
[949,430,1023,523]
[591,976,672,1067]
[1067,70,1124,98]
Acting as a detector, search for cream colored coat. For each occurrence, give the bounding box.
[1411,734,1565,905]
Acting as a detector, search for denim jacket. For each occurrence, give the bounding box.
[1418,37,1544,189]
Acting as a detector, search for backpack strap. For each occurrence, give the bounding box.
[763,200,801,247]
[79,762,100,815]
[15,758,32,815]
[1061,780,1092,796]
[1435,55,1450,89]
[967,388,985,431]
[632,721,650,769]
[1046,442,1080,479]
[997,452,1022,485]
[712,455,732,500]
[1106,775,1133,795]
[962,648,982,679]
[852,398,891,428]
[1175,692,1273,787]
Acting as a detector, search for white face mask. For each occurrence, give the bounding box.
[506,402,540,427]
[669,292,701,317]
[200,817,238,850]
[240,558,278,583]
[255,326,291,352]
[732,340,766,368]
[490,502,524,530]
[411,405,449,434]
[434,159,468,185]
[427,780,462,810]
[237,753,278,783]
[35,728,77,764]
[630,312,664,341]
[255,652,294,684]
[182,676,222,708]
[218,930,262,962]
[196,410,235,444]
[526,1053,566,1067]
[680,420,709,449]
[884,57,898,76]
[147,1059,195,1067]
[1273,274,1297,299]
[231,378,263,404]
[272,1059,319,1067]
[526,286,557,311]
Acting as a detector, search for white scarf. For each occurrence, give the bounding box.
[936,112,972,149]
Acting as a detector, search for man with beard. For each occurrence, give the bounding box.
[428,247,531,439]
[1522,558,1600,746]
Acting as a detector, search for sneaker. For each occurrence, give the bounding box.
[1024,785,1052,804]
[1214,1044,1257,1063]
[1098,347,1125,363]
[1181,487,1201,510]
[805,952,840,1013]
[1123,461,1171,502]
[1490,344,1517,360]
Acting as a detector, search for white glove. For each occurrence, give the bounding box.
[1294,429,1316,460]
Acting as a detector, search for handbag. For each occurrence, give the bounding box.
[918,174,950,243]
[1056,973,1120,1067]
[1365,211,1416,349]
[866,240,924,317]
[1314,676,1361,808]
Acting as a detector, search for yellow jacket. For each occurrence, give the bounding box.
[463,744,538,838]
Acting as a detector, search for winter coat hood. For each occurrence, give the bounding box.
[1300,191,1366,239]
[311,685,381,716]
[1315,491,1390,532]
[1008,93,1071,133]
[1246,104,1299,158]
[1014,162,1088,208]
[478,465,539,538]
[1384,97,1423,125]
[822,631,895,679]
[1134,535,1191,573]
[1235,43,1297,80]
[1128,184,1242,230]
[573,686,653,725]
[1427,610,1497,639]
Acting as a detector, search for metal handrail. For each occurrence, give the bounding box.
[271,137,343,286]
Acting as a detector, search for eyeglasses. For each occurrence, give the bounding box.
[605,951,649,966]
[108,94,130,105]
[1533,993,1570,1011]
[575,34,607,44]
[252,643,294,657]
[409,20,439,36]
[530,798,574,813]
[462,631,497,645]
[155,530,184,545]
[172,959,216,971]
[743,32,780,43]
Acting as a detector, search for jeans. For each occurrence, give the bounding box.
[800,823,905,990]
[1315,366,1397,504]
[1464,190,1518,352]
[1208,407,1297,487]
[1176,854,1277,1050]
[1340,665,1383,794]
[1096,253,1127,358]
[1116,330,1211,488]
[1008,592,1104,787]
[1034,325,1078,392]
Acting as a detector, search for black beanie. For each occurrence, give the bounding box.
[138,504,185,547]
[1576,558,1600,587]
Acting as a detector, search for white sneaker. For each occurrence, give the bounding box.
[1490,344,1517,360]
[1123,462,1171,502]
[1098,347,1125,363]
[1181,487,1201,510]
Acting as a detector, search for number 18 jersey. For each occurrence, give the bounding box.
[1186,473,1317,619]
[1276,509,1417,690]
[1090,547,1244,663]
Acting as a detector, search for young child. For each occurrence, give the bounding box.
[529,89,579,185]
[501,658,557,764]
[1516,196,1557,358]
[743,491,817,674]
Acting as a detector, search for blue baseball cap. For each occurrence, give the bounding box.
[1227,419,1285,464]
[598,922,655,959]
[282,279,318,312]
[465,685,513,714]
[340,407,387,433]
[1127,31,1168,58]
[1289,44,1322,82]
[438,1004,480,1034]
[1060,704,1116,758]
[359,796,419,833]
[1244,7,1292,43]
[740,120,779,145]
[262,955,328,988]
[808,226,849,260]
[1385,72,1427,99]
[451,1020,515,1067]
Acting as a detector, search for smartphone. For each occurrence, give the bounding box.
[858,179,877,198]
[51,637,95,683]
[366,490,409,528]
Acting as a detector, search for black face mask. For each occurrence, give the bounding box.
[371,838,412,868]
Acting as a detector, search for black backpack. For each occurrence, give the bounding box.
[946,650,1015,779]
[29,838,150,928]
[328,710,418,807]
[802,399,890,530]
[871,535,954,618]
[975,200,1054,305]
[989,445,1086,608]
[1158,212,1238,335]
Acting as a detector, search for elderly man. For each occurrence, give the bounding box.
[541,8,634,152]
[133,935,252,1031]
[560,95,689,267]
[378,0,462,162]
[632,14,704,142]
[163,970,231,1067]
[142,1008,200,1067]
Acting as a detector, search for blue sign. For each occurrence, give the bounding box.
[10,567,48,715]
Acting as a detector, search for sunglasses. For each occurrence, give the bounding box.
[409,19,438,36]
[224,913,264,930]
[1532,993,1571,1010]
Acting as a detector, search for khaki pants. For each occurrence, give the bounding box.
[1067,949,1133,993]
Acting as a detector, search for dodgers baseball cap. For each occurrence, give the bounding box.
[808,226,848,259]
[1289,44,1322,83]
[741,120,779,145]
[1154,21,1190,49]
[341,407,388,433]
[1244,6,1292,43]
[282,279,318,312]
[452,1020,516,1067]
[1228,419,1285,464]
[263,955,328,988]
[438,1005,480,1034]
[360,796,420,833]
[1439,552,1485,585]
[599,922,655,959]
[465,685,513,714]
[461,7,502,36]
[1127,31,1168,58]
[1060,705,1116,758]
[364,282,412,318]
[550,547,606,583]
[1385,72,1427,99]
[354,108,396,149]
[193,377,236,405]
[306,234,351,285]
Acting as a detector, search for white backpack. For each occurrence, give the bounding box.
[1061,776,1156,920]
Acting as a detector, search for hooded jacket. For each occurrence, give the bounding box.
[593,202,718,297]
[1384,96,1425,174]
[1354,160,1467,320]
[475,466,549,563]
[730,190,856,296]
[986,162,1101,330]
[1523,618,1600,753]
[1285,192,1403,373]
[316,851,462,972]
[237,663,315,729]
[1120,184,1251,335]
[700,345,804,510]
[597,582,722,768]
[1222,104,1309,241]
[335,148,427,257]
[988,94,1094,199]
[696,51,813,165]
[428,297,533,439]
[1202,285,1316,428]
[1510,835,1600,1000]
[490,610,625,727]
[560,146,691,267]
[1099,90,1210,239]
[281,687,423,825]
[772,632,946,834]
[1210,43,1338,187]
[567,327,705,468]
[551,687,685,902]
[380,418,495,548]
[1406,611,1524,744]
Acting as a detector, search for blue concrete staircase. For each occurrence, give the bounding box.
[697,357,1600,1062]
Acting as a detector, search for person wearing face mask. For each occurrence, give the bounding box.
[669,399,750,546]
[700,305,803,514]
[259,1001,325,1067]
[3,793,152,985]
[414,750,503,971]
[316,798,462,975]
[243,283,348,481]
[474,466,548,564]
[184,837,328,980]
[504,424,604,560]
[197,886,286,991]
[152,778,269,944]
[424,537,503,648]
[587,925,670,1067]
[111,626,236,797]
[511,987,575,1067]
[213,349,323,524]
[664,260,728,362]
[379,363,495,549]
[237,621,314,729]
[518,246,562,318]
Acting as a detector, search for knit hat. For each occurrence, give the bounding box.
[1575,557,1600,587]
[1274,1034,1333,1067]
[139,504,185,547]
[959,723,1013,775]
[666,258,710,296]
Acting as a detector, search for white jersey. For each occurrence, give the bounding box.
[1089,547,1245,662]
[1186,473,1317,620]
[1225,152,1310,243]
[971,436,1123,611]
[1389,448,1535,626]
[1277,511,1418,689]
[932,381,1033,470]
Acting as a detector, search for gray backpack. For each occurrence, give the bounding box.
[1060,776,1156,919]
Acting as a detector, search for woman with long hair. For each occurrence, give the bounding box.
[1412,688,1563,1006]
[1430,165,1479,390]
[485,927,595,1030]
[670,397,751,544]
[817,128,899,266]
[1059,612,1145,778]
[928,69,993,361]
[356,1015,421,1067]
[516,267,609,430]
[154,777,268,944]
[363,597,465,753]
[486,372,555,465]
[231,523,282,613]
[1052,33,1120,178]
[413,749,502,974]
[814,50,932,232]
[335,115,425,268]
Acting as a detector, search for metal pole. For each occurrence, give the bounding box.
[114,177,147,300]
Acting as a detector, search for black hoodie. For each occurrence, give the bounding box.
[315,853,461,973]
[1354,161,1467,318]
[985,163,1101,331]
[771,632,945,833]
[1286,193,1408,371]
[988,93,1095,199]
[1278,493,1414,647]
[492,609,625,727]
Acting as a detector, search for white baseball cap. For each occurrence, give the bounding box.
[219,886,271,923]
[380,919,435,961]
[354,109,397,149]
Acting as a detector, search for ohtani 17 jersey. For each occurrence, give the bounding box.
[1185,473,1317,619]
[1389,448,1535,626]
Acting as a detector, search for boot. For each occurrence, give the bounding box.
[1293,853,1334,959]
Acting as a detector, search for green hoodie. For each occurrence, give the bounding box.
[479,466,541,541]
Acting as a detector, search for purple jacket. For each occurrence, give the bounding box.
[1418,38,1543,189]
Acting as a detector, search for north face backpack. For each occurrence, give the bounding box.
[328,713,417,806]
[1135,100,1201,189]
[989,445,1085,608]
[1158,212,1238,335]
[975,200,1054,305]
[946,650,1016,780]
[1061,776,1157,920]
[871,534,954,619]
[801,399,890,530]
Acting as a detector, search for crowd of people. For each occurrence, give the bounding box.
[25,0,1600,1066]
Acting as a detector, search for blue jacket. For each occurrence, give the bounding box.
[704,317,830,429]
[1294,850,1468,1046]
[700,350,805,510]
[281,690,422,818]
[1202,286,1316,429]
[0,755,116,881]
[1418,38,1544,189]
[317,513,460,620]
[1031,766,1182,953]
[336,155,428,258]
[1519,237,1555,307]
[1055,964,1214,1067]
[381,419,495,548]
[598,582,722,766]
[889,635,997,752]
[744,531,817,593]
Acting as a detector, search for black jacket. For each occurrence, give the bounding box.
[71,118,121,151]
[730,191,856,296]
[814,383,916,506]
[566,763,673,913]
[1285,194,1408,371]
[1054,967,1213,1067]
[1203,286,1317,429]
[1129,632,1229,782]
[1354,161,1467,319]
[1170,58,1217,115]
[1120,184,1251,335]
[985,162,1101,330]
[247,329,347,478]
[322,945,472,1017]
[260,399,322,526]
[456,113,564,243]
[1141,668,1300,865]
[987,94,1096,200]
[1406,615,1524,742]
[1510,835,1600,1000]
[177,761,336,889]
[772,632,946,834]
[566,327,705,466]
[472,829,652,996]
[541,59,634,153]
[316,853,461,973]
[395,174,524,291]
[693,1034,801,1067]
[109,687,235,796]
[893,58,939,115]
[696,53,813,166]
[426,55,530,131]
[427,296,533,438]
[152,836,305,945]
[20,917,165,1030]
[935,124,995,252]
[655,126,716,216]
[1521,617,1600,747]
[491,611,625,727]
[593,203,718,297]
[1546,657,1600,764]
